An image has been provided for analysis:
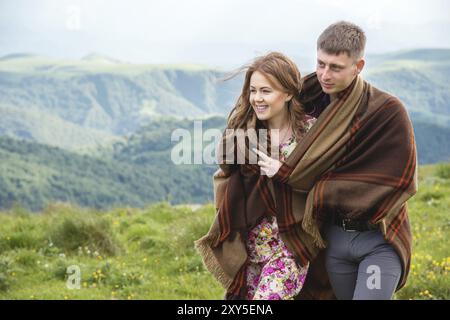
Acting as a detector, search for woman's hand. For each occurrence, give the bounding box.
[253,148,282,178]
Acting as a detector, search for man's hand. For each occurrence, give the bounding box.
[253,148,282,178]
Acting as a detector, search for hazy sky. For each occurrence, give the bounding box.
[1,0,449,69]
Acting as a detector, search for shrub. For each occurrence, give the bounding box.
[50,216,120,256]
[436,163,450,179]
[0,257,13,292]
[15,249,39,267]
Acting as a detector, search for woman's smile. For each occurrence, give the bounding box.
[255,104,269,113]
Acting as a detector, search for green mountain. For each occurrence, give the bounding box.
[1,49,449,152]
[365,49,450,127]
[0,49,449,210]
[0,53,241,150]
[0,116,223,211]
[412,121,450,164]
[1,114,448,211]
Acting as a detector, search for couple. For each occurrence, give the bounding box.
[195,21,418,300]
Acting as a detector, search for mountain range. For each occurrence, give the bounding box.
[0,49,449,210]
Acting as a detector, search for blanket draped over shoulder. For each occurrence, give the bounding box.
[195,73,418,300]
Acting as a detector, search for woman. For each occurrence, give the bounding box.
[195,52,316,300]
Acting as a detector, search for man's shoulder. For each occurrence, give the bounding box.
[366,81,406,109]
[365,81,412,124]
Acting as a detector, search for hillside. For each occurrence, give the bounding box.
[0,53,242,150]
[1,114,449,211]
[365,49,450,127]
[0,49,448,211]
[1,49,449,151]
[0,163,448,300]
[413,122,450,164]
[0,130,217,211]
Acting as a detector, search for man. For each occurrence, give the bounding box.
[295,21,418,300]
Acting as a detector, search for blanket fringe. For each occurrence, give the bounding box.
[301,210,327,249]
[194,235,233,290]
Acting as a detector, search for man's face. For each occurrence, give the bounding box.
[316,49,364,94]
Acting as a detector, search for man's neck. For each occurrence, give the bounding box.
[329,93,339,102]
[328,77,358,102]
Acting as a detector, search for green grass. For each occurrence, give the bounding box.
[0,202,224,300]
[0,164,448,300]
[394,162,450,300]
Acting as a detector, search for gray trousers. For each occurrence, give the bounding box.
[324,224,402,300]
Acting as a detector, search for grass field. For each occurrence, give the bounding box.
[0,163,448,300]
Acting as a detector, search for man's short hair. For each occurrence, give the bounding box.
[317,21,366,60]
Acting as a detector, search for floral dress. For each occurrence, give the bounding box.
[245,117,316,300]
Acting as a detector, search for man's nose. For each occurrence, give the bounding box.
[323,66,333,79]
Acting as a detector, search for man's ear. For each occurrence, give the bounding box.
[356,58,365,74]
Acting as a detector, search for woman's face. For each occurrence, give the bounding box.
[249,71,292,127]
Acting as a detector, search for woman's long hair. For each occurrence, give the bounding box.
[225,52,308,141]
